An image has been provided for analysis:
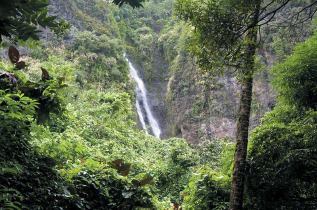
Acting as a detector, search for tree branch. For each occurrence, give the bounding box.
[258,0,292,24]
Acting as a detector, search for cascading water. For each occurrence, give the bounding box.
[125,55,161,139]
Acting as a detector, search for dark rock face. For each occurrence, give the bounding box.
[128,42,170,139]
[131,43,276,144]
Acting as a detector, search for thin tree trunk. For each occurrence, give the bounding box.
[229,3,260,210]
[229,68,254,210]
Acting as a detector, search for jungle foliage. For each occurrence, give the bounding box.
[0,1,231,208]
[245,27,317,209]
[1,0,317,209]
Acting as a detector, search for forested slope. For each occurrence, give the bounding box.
[120,0,275,143]
[0,0,232,208]
[0,0,316,209]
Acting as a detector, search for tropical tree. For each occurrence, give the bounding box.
[174,0,317,209]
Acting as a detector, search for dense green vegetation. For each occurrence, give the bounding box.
[0,1,231,208]
[0,44,232,207]
[245,30,317,209]
[1,0,317,209]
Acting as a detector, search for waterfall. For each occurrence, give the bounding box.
[125,55,161,139]
[135,93,148,134]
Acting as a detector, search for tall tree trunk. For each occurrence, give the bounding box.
[229,3,260,210]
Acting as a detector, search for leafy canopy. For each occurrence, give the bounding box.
[174,0,261,73]
[174,0,317,74]
[271,27,317,110]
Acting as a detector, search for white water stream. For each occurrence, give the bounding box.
[125,55,161,139]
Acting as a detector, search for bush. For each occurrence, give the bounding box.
[245,106,317,209]
[181,167,230,209]
[271,31,317,110]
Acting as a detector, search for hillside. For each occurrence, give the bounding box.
[0,0,316,209]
